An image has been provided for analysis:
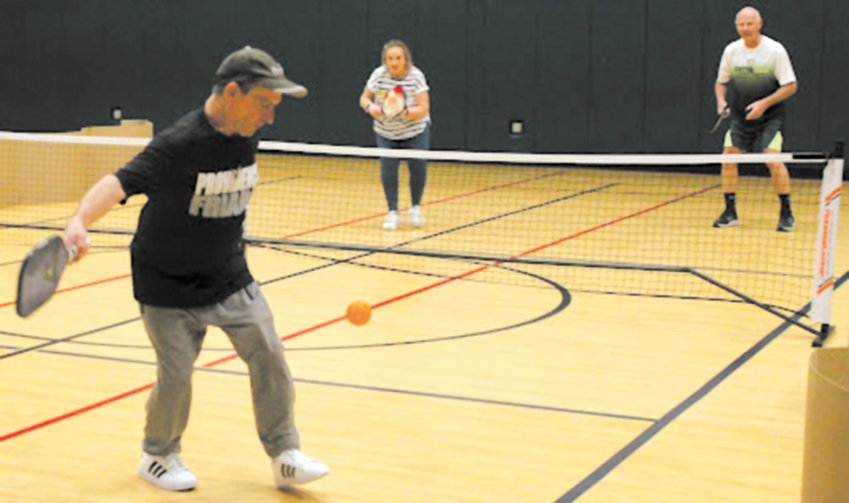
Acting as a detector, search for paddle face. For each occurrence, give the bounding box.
[381,84,407,121]
[16,236,74,317]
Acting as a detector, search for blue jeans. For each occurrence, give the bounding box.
[375,124,430,211]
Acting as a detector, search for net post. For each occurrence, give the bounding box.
[810,141,845,347]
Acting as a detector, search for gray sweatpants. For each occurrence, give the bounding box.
[140,281,299,458]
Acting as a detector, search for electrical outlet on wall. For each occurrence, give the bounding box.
[510,120,524,136]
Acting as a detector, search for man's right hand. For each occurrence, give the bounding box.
[63,218,91,263]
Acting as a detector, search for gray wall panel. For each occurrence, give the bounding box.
[0,0,845,153]
[537,0,591,152]
[644,0,704,152]
[588,0,646,152]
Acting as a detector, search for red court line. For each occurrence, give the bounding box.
[0,184,715,442]
[0,274,131,309]
[282,171,560,239]
[0,383,153,442]
[517,185,719,258]
[0,171,558,309]
[200,265,490,369]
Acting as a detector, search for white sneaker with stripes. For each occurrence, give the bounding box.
[272,448,330,487]
[137,452,197,491]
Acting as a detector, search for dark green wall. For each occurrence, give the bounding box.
[1,0,847,153]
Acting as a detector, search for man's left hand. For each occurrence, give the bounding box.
[745,100,768,120]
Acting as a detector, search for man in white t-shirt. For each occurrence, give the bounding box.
[713,6,798,232]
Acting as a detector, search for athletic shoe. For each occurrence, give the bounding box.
[409,205,424,227]
[712,209,739,228]
[383,210,399,230]
[777,212,795,232]
[137,452,197,491]
[272,449,330,487]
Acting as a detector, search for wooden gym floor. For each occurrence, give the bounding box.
[1,154,846,502]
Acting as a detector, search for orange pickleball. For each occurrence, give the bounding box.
[346,300,372,326]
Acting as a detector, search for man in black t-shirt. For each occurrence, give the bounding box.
[63,46,328,492]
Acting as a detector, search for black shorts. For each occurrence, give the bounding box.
[725,116,784,152]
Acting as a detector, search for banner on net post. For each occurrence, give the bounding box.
[811,157,844,325]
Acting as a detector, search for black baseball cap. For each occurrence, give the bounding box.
[214,46,307,97]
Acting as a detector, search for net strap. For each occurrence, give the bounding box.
[0,130,827,165]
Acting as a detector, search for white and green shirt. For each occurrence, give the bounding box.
[366,65,430,140]
[717,35,796,121]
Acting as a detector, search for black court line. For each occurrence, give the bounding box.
[0,330,151,350]
[0,318,139,360]
[555,269,849,503]
[0,182,717,356]
[574,288,814,319]
[388,183,620,248]
[290,375,656,422]
[256,182,619,285]
[1,283,775,351]
[17,347,657,424]
[3,196,596,357]
[283,262,571,351]
[0,262,571,353]
[279,241,813,322]
[0,175,303,228]
[0,286,782,352]
[0,248,122,269]
[1,178,806,357]
[694,264,811,280]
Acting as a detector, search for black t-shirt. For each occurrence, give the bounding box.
[114,108,259,307]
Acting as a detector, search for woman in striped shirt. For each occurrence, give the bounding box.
[359,39,431,230]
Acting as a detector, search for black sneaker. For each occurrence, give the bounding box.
[777,213,795,232]
[713,209,739,228]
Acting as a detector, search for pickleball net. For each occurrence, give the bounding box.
[0,130,841,342]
